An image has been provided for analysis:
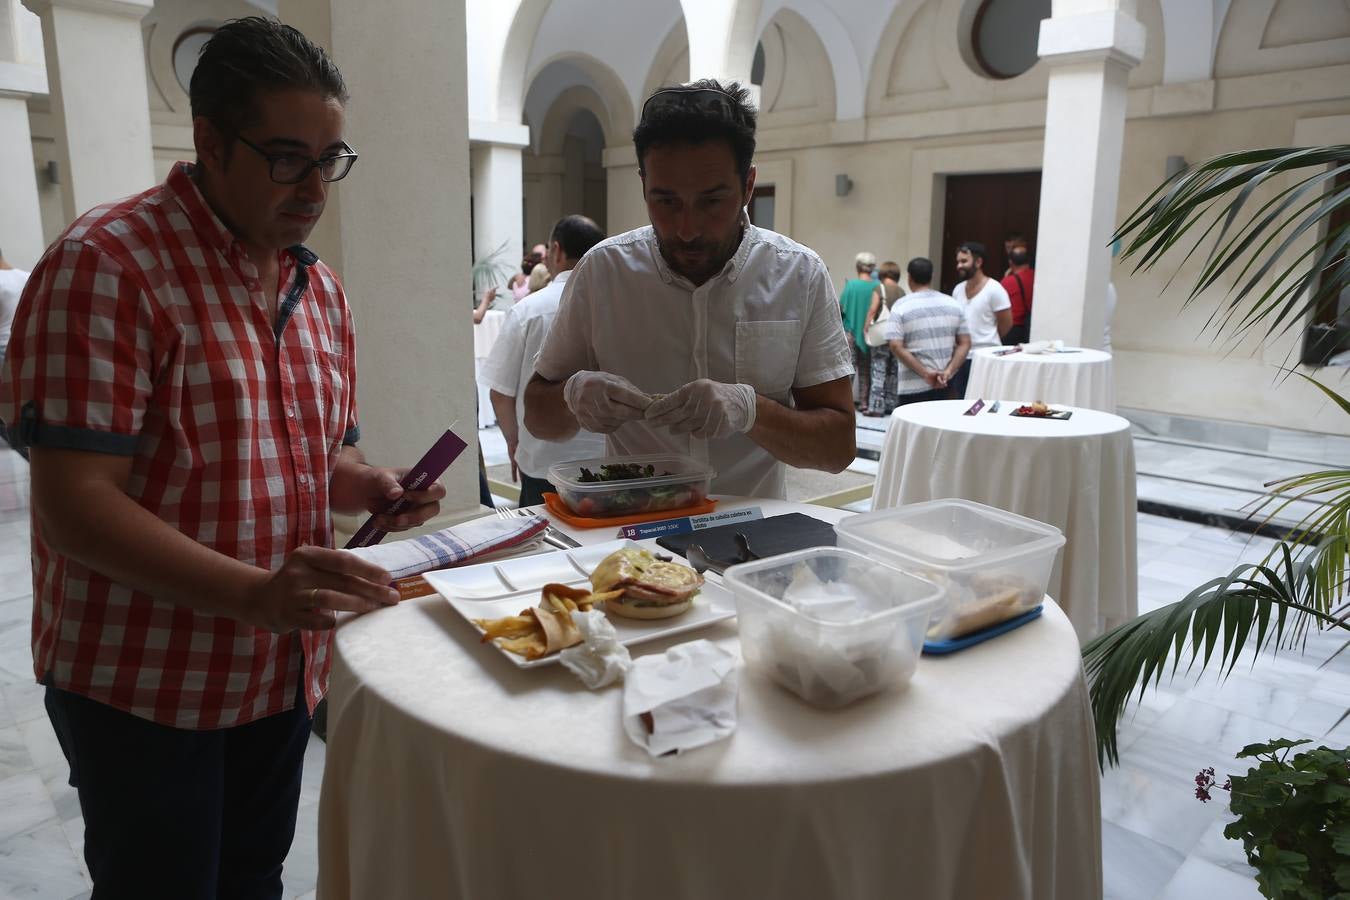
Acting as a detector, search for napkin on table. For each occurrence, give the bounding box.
[559,610,633,689]
[622,639,738,757]
[344,512,549,581]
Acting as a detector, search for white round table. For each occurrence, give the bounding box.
[473,309,507,428]
[966,346,1116,412]
[316,498,1103,900]
[873,401,1137,642]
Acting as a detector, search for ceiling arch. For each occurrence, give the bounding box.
[754,0,863,119]
[536,85,618,156]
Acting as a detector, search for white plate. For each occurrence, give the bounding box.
[422,539,737,669]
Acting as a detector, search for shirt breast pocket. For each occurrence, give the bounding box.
[735,320,802,398]
[306,348,349,446]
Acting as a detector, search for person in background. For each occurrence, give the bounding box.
[886,258,970,405]
[1002,231,1027,278]
[0,246,30,377]
[482,215,607,507]
[524,80,855,500]
[531,242,548,260]
[840,251,879,410]
[1000,242,1034,346]
[526,261,552,294]
[0,18,445,897]
[861,260,903,415]
[951,241,1011,397]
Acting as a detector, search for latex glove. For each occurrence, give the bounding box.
[563,371,652,433]
[644,379,757,439]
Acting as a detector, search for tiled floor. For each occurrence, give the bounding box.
[1,423,1345,899]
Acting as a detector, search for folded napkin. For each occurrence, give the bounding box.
[622,639,738,757]
[559,610,633,689]
[345,513,548,581]
[1020,339,1065,355]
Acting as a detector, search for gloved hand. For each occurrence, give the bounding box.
[644,380,758,439]
[563,371,652,433]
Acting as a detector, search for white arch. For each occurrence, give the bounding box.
[679,0,763,82]
[523,53,636,147]
[754,0,865,120]
[1158,0,1216,84]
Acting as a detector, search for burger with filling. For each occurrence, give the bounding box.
[589,547,703,620]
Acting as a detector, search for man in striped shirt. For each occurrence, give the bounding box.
[884,257,971,405]
[0,18,443,899]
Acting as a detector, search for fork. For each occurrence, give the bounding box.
[495,506,581,549]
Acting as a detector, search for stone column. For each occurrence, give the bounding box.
[470,139,525,267]
[21,0,154,222]
[0,0,46,268]
[280,0,481,522]
[1030,1,1145,348]
[680,0,763,100]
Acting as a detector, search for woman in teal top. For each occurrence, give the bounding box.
[840,251,878,408]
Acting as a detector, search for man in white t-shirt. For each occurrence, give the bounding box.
[0,247,30,378]
[525,80,855,499]
[480,215,607,507]
[950,241,1011,397]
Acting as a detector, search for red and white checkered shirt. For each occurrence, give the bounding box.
[0,162,359,729]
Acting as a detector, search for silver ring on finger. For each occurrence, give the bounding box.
[309,586,320,606]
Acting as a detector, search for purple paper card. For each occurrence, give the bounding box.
[343,428,468,549]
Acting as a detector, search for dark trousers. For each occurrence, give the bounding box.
[518,472,554,508]
[1003,323,1031,345]
[44,679,312,900]
[949,358,973,399]
[894,387,949,406]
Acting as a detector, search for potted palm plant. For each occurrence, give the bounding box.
[1086,145,1350,899]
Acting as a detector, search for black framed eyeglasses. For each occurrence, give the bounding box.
[234,134,359,185]
[640,86,746,122]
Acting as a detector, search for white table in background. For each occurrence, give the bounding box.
[873,400,1137,641]
[473,308,507,428]
[966,346,1116,412]
[316,497,1102,900]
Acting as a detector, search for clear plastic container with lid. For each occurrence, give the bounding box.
[723,547,943,708]
[546,452,715,519]
[834,499,1064,642]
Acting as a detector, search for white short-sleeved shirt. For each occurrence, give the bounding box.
[533,222,853,499]
[479,270,605,479]
[954,278,1012,348]
[0,267,29,371]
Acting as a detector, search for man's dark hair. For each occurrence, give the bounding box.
[906,257,934,286]
[551,215,605,262]
[190,17,348,141]
[878,260,902,282]
[1009,246,1030,267]
[958,242,986,267]
[633,79,757,183]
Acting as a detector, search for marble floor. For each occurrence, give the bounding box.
[0,431,1346,898]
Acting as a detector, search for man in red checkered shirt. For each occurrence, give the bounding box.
[0,18,444,899]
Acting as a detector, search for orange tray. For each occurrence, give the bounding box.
[542,491,718,529]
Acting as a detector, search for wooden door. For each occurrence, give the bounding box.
[938,171,1042,294]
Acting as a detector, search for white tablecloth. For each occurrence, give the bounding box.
[474,309,507,428]
[966,346,1116,411]
[873,401,1137,641]
[317,498,1102,900]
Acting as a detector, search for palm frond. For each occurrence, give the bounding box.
[1112,146,1350,345]
[471,239,518,298]
[1084,537,1347,769]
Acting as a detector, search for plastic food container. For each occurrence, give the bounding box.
[547,453,715,519]
[723,547,943,708]
[835,499,1064,642]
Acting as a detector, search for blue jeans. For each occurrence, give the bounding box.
[44,678,312,900]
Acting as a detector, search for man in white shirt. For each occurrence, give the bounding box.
[951,241,1011,397]
[0,247,30,377]
[525,80,855,499]
[480,215,607,507]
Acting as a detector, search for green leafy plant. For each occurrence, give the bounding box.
[471,239,519,300]
[1195,739,1350,900]
[1084,142,1350,900]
